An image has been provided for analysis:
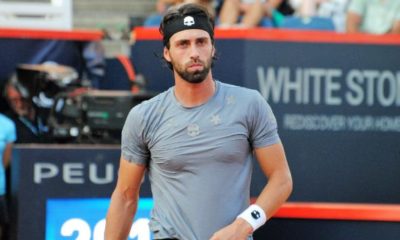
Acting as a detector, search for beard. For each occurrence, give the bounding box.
[172,57,212,84]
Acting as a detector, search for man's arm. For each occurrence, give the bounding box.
[346,11,362,33]
[105,157,146,240]
[2,143,13,167]
[241,0,265,28]
[391,20,400,34]
[263,0,283,17]
[210,142,292,240]
[253,142,293,218]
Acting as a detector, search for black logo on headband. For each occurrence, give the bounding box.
[183,16,195,26]
[251,210,261,220]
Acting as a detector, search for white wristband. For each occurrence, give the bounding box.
[237,204,267,232]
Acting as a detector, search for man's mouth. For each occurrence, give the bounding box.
[188,63,203,70]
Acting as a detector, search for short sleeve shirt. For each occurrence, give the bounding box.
[121,81,280,239]
[348,0,400,34]
[0,114,16,195]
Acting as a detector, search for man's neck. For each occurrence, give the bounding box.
[174,74,215,108]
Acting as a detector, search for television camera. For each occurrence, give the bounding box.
[13,64,154,143]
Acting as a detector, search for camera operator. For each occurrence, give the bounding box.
[3,76,51,144]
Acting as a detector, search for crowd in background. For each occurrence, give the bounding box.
[143,0,400,34]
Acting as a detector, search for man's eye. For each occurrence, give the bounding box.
[178,42,189,47]
[197,40,206,45]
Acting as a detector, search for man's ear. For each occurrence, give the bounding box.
[163,47,171,62]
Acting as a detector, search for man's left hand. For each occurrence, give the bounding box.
[209,218,253,240]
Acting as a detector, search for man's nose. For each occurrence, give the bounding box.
[189,45,200,59]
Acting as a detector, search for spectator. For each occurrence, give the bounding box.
[290,0,349,32]
[218,0,293,28]
[80,41,106,89]
[346,0,400,34]
[4,76,50,143]
[144,0,184,27]
[185,0,216,16]
[145,0,216,27]
[0,113,16,240]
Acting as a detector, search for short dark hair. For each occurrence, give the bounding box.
[159,3,215,49]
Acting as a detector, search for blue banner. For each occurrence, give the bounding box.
[46,198,153,240]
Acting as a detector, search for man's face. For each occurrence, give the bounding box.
[6,85,31,116]
[164,29,214,83]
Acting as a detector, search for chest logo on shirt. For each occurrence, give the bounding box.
[210,114,221,125]
[226,95,236,105]
[167,118,178,128]
[187,124,200,137]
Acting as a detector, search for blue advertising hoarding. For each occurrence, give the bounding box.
[11,143,400,240]
[46,198,153,240]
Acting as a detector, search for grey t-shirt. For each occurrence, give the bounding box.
[121,81,280,240]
